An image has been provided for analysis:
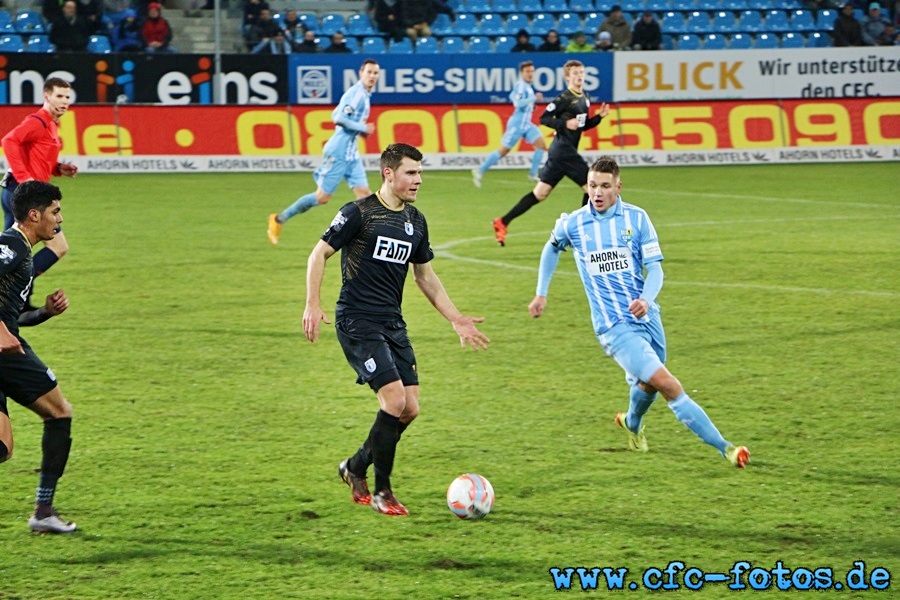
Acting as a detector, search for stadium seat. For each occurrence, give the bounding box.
[506,13,528,31]
[763,10,790,32]
[0,33,23,51]
[517,0,543,14]
[723,0,748,9]
[362,36,387,53]
[661,12,685,35]
[568,0,594,14]
[780,32,805,48]
[317,35,331,50]
[530,13,556,35]
[676,33,701,50]
[704,33,727,49]
[447,0,462,10]
[13,10,44,33]
[556,12,581,35]
[87,34,111,53]
[645,0,669,11]
[737,10,762,32]
[697,0,719,10]
[431,13,454,36]
[728,32,752,48]
[790,9,815,32]
[595,0,614,12]
[25,34,53,52]
[747,0,776,9]
[493,34,515,52]
[441,35,465,52]
[452,13,479,35]
[493,0,517,13]
[296,12,318,32]
[815,9,835,32]
[685,11,710,34]
[617,0,643,11]
[753,32,777,48]
[465,0,491,13]
[344,36,359,52]
[347,14,376,37]
[319,14,346,36]
[807,31,832,47]
[543,0,568,13]
[0,10,13,33]
[466,35,491,52]
[712,11,737,33]
[661,33,674,50]
[582,12,603,32]
[479,13,505,36]
[387,37,414,53]
[671,0,696,10]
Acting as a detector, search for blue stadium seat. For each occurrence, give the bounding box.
[646,0,669,11]
[747,0,775,8]
[737,10,762,32]
[530,34,544,46]
[661,33,674,50]
[344,36,359,52]
[723,0,748,9]
[387,37,414,53]
[790,9,815,32]
[465,0,492,13]
[815,9,835,32]
[452,13,479,35]
[582,12,603,31]
[671,0,696,10]
[704,33,727,49]
[431,13,454,36]
[763,10,790,32]
[0,10,13,33]
[543,0,568,13]
[415,36,439,52]
[728,32,752,48]
[530,12,556,35]
[347,14,376,37]
[676,33,701,49]
[493,0,518,13]
[595,0,614,12]
[441,35,465,52]
[517,0,543,14]
[712,11,737,33]
[478,13,505,35]
[362,36,387,53]
[617,0,643,11]
[696,0,719,10]
[780,32,805,48]
[493,34,515,51]
[448,0,462,10]
[685,11,710,34]
[25,34,53,52]
[87,34,111,53]
[661,11,685,34]
[753,32,777,48]
[568,0,594,13]
[467,35,492,52]
[296,13,318,32]
[14,10,44,33]
[319,14,346,36]
[556,12,581,35]
[506,13,528,31]
[807,31,831,47]
[0,33,23,51]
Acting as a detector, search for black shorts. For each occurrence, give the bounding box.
[0,337,58,415]
[540,151,589,188]
[335,318,418,392]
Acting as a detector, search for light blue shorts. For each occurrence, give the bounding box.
[501,123,543,150]
[314,154,369,194]
[597,313,667,387]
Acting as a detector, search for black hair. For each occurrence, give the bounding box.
[11,180,62,223]
[381,143,423,172]
[588,155,620,179]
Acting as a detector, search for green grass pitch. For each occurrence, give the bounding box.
[0,162,897,598]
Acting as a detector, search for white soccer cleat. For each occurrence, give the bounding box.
[471,168,482,188]
[29,510,76,534]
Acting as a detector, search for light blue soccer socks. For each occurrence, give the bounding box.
[667,393,729,454]
[625,384,657,433]
[278,193,319,222]
[479,150,501,175]
[530,148,545,178]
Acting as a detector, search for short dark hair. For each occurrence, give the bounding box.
[43,77,71,93]
[589,155,620,179]
[381,143,423,172]
[361,58,378,69]
[519,60,534,71]
[11,180,62,223]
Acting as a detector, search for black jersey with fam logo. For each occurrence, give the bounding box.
[539,88,603,158]
[0,227,34,335]
[322,193,434,322]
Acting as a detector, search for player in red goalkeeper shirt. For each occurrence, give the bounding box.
[1,77,78,276]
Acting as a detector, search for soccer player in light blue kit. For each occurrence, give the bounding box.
[471,61,548,188]
[528,156,749,468]
[268,59,381,245]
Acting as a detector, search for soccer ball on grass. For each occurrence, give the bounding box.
[446,473,495,520]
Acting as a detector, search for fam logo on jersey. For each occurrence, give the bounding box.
[373,235,412,264]
[619,228,632,244]
[296,66,331,105]
[0,244,16,264]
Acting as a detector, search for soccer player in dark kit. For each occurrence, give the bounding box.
[492,59,609,246]
[302,143,491,516]
[0,180,77,533]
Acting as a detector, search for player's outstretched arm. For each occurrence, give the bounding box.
[413,262,490,350]
[302,240,335,343]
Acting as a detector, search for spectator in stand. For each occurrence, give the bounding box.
[595,30,614,51]
[43,0,65,23]
[833,2,865,45]
[632,10,661,50]
[879,21,897,42]
[599,4,632,50]
[324,30,353,53]
[142,2,176,53]
[862,2,889,44]
[565,30,594,52]
[76,0,104,34]
[400,0,455,43]
[538,29,562,52]
[114,8,144,51]
[296,29,320,53]
[253,29,293,53]
[242,0,270,36]
[511,28,536,52]
[245,7,281,51]
[371,0,405,42]
[49,1,91,52]
[281,9,304,42]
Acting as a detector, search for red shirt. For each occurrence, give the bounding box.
[1,108,62,183]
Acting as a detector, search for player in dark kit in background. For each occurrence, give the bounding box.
[0,180,77,533]
[303,143,491,516]
[1,78,78,276]
[492,60,609,246]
